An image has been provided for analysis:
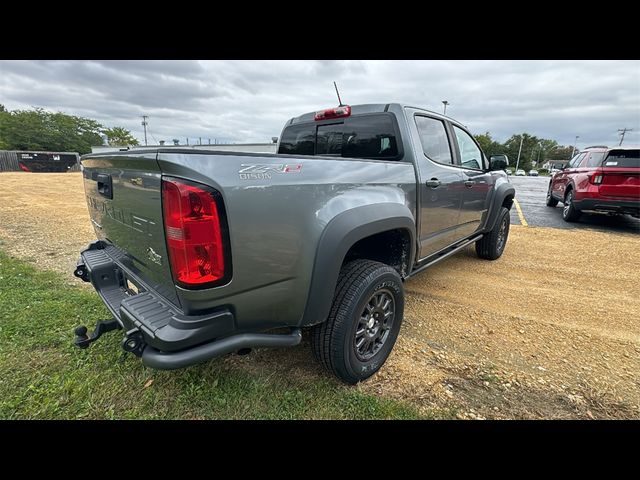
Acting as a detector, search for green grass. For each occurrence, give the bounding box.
[0,249,427,419]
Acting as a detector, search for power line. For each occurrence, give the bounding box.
[618,128,633,146]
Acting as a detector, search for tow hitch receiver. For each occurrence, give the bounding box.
[73,320,121,349]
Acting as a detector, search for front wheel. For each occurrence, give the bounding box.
[476,206,510,260]
[562,189,581,222]
[311,260,404,384]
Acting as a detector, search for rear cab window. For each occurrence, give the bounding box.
[278,113,402,161]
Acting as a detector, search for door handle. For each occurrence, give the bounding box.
[464,180,475,188]
[95,173,113,199]
[426,179,441,188]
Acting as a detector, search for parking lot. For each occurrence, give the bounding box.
[509,175,640,233]
[1,172,638,419]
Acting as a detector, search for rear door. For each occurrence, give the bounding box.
[598,149,640,198]
[81,152,178,304]
[450,124,494,239]
[411,113,464,258]
[554,152,585,198]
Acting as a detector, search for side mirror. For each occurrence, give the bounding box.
[489,154,509,171]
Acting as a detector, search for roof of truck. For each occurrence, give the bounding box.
[287,103,466,128]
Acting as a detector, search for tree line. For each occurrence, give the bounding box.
[475,132,575,172]
[0,105,139,155]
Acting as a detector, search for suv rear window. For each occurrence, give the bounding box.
[278,114,401,160]
[603,150,640,168]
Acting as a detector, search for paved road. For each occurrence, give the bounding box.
[508,176,640,234]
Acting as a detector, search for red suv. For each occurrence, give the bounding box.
[546,146,640,222]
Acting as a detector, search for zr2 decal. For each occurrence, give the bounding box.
[238,164,302,180]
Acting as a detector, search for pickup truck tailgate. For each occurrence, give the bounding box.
[81,152,179,306]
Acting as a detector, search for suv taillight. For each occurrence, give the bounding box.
[161,177,230,288]
[589,171,604,185]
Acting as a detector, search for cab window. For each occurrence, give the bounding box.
[453,125,484,170]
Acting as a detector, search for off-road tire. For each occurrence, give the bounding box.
[546,183,559,207]
[476,206,510,260]
[562,188,581,222]
[310,259,404,384]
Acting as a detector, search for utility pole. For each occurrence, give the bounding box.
[141,115,149,146]
[442,100,449,116]
[515,135,524,171]
[618,128,633,146]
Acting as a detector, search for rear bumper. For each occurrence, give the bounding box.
[573,198,640,215]
[76,240,301,368]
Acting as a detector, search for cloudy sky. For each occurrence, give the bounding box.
[1,60,639,148]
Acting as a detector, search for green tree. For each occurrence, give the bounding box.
[0,107,104,154]
[102,126,139,147]
[502,133,542,172]
[474,132,504,157]
[0,105,8,149]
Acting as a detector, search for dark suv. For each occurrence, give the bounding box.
[546,145,640,221]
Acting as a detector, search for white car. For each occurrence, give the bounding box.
[528,169,539,176]
[515,169,526,176]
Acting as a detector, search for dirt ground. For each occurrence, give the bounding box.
[1,172,639,419]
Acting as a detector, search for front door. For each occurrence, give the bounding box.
[412,114,464,258]
[450,124,494,239]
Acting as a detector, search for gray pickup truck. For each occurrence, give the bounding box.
[73,103,515,384]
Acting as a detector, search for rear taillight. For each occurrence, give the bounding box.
[161,177,230,288]
[590,172,604,185]
[314,105,351,121]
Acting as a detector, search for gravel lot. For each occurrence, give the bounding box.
[1,172,638,419]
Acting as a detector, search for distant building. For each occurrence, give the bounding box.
[90,143,278,155]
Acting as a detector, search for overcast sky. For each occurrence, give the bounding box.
[1,60,639,148]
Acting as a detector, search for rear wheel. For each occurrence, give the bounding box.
[310,260,404,384]
[476,207,510,260]
[546,183,558,207]
[562,189,581,222]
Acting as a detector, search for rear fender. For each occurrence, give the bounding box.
[299,203,416,327]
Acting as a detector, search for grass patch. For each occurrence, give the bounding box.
[0,249,426,419]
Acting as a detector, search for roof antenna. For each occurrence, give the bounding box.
[334,81,345,107]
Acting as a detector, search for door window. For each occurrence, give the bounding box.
[568,153,586,168]
[414,116,453,165]
[453,125,484,170]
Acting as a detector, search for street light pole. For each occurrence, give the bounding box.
[442,100,449,116]
[515,135,524,172]
[571,135,579,158]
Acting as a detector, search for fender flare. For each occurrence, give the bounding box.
[299,203,416,327]
[484,182,516,232]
